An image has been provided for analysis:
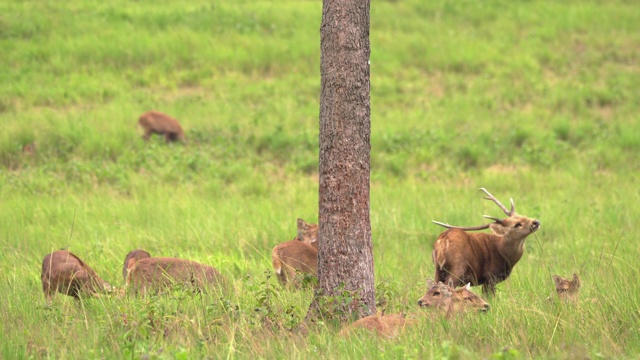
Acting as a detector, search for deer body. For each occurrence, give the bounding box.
[271,219,318,286]
[126,256,223,295]
[433,229,525,293]
[340,313,414,338]
[432,188,540,296]
[122,249,152,281]
[138,111,185,143]
[41,250,112,303]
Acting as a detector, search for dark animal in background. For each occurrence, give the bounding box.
[271,218,319,286]
[138,110,185,143]
[432,188,540,296]
[41,250,112,303]
[553,273,581,301]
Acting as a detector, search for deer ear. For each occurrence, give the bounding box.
[297,218,309,230]
[489,222,507,236]
[426,279,436,288]
[571,274,580,287]
[552,275,562,286]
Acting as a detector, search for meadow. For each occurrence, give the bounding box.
[1,0,639,358]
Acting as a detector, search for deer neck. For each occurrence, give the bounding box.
[496,235,525,266]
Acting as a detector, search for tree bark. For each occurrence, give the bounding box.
[307,0,374,321]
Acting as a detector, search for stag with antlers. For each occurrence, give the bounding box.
[432,188,540,296]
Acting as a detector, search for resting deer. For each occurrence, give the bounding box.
[339,313,415,338]
[432,188,540,296]
[124,250,224,296]
[553,273,581,301]
[122,249,152,281]
[418,279,490,312]
[41,250,113,303]
[341,279,488,337]
[138,110,185,143]
[271,218,318,286]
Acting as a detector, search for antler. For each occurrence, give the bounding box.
[431,220,491,231]
[479,188,515,216]
[432,188,515,230]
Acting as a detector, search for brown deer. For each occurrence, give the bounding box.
[138,110,185,143]
[41,250,113,303]
[553,273,581,301]
[125,253,224,296]
[122,249,151,281]
[341,279,489,337]
[418,279,490,312]
[339,313,415,338]
[271,218,318,286]
[432,188,540,296]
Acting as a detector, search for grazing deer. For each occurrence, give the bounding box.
[41,250,112,303]
[122,249,151,281]
[432,188,540,296]
[418,279,490,312]
[125,254,224,296]
[339,313,415,338]
[138,110,185,143]
[271,218,318,286]
[553,273,581,301]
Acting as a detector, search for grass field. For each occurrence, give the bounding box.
[1,0,639,358]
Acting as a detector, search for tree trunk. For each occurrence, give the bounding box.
[307,0,374,321]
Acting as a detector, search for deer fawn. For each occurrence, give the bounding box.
[418,279,490,312]
[432,188,540,296]
[271,218,318,286]
[41,250,112,303]
[138,110,185,143]
[124,250,224,295]
[553,273,581,301]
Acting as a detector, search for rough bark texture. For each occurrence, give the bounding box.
[308,0,374,320]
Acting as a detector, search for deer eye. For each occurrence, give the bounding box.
[514,223,523,228]
[432,292,440,296]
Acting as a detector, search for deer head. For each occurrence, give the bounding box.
[433,187,540,242]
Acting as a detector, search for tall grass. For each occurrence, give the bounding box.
[1,0,639,358]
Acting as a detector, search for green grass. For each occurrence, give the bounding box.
[1,0,639,358]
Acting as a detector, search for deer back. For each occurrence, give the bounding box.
[126,257,223,295]
[340,313,415,338]
[41,250,111,300]
[122,249,152,281]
